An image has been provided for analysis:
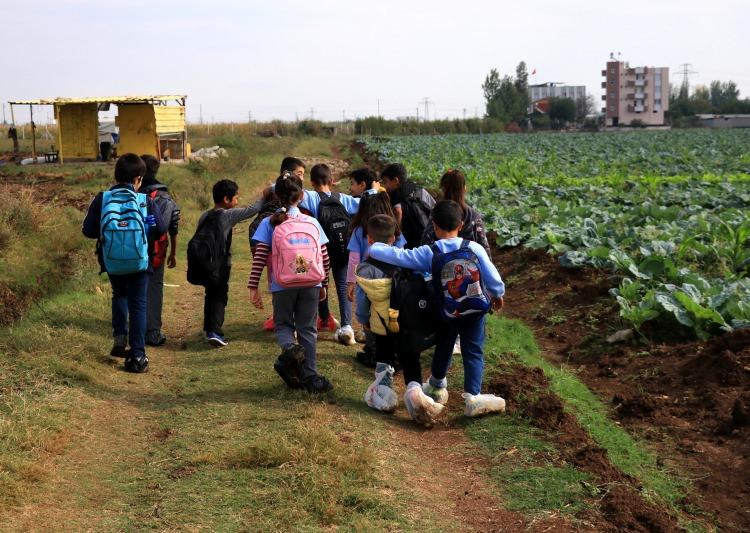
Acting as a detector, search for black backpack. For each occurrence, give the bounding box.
[187,211,228,286]
[400,188,432,249]
[317,192,351,267]
[366,258,437,354]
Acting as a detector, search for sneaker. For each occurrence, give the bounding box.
[146,331,167,347]
[354,329,367,343]
[422,384,449,405]
[124,354,149,373]
[207,332,228,347]
[110,335,128,358]
[355,350,377,368]
[317,315,340,332]
[334,325,357,346]
[463,393,506,417]
[263,316,275,332]
[274,344,306,389]
[303,374,333,394]
[404,382,444,428]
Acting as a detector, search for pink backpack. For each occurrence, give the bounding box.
[271,216,325,288]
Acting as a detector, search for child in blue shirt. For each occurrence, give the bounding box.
[345,192,406,367]
[248,173,333,394]
[367,200,506,417]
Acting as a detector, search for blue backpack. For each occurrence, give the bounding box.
[431,240,491,320]
[100,189,149,275]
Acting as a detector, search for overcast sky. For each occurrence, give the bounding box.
[4,0,749,124]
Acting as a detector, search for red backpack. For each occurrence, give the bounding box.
[149,190,170,269]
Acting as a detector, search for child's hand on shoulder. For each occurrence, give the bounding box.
[248,288,263,309]
[491,296,504,312]
[347,282,355,302]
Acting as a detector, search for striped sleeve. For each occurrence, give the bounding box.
[248,242,270,289]
[322,244,330,287]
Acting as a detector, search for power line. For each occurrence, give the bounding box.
[676,63,699,92]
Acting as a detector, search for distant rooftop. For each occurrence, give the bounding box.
[8,95,186,105]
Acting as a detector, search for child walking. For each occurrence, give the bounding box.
[355,214,444,426]
[248,173,333,394]
[139,154,181,346]
[379,163,435,249]
[82,153,167,373]
[346,192,406,367]
[368,200,506,417]
[189,179,264,347]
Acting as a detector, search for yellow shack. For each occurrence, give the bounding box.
[8,95,187,163]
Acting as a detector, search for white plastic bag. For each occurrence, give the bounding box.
[365,364,398,412]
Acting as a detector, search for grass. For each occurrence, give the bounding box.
[483,314,698,526]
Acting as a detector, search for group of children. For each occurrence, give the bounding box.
[84,153,506,426]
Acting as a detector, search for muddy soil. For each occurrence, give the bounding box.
[492,241,750,532]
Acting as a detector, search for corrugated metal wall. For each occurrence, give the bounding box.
[117,104,158,157]
[154,106,185,134]
[56,104,98,160]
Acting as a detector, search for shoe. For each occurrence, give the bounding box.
[263,316,275,332]
[463,393,506,417]
[124,354,149,373]
[110,334,128,358]
[365,363,398,412]
[146,331,167,347]
[274,344,306,389]
[354,329,367,343]
[334,325,357,346]
[303,374,333,394]
[404,382,444,428]
[422,378,449,405]
[207,332,228,347]
[317,315,340,332]
[355,350,377,368]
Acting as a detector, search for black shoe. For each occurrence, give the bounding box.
[355,350,377,368]
[303,374,333,394]
[124,354,149,373]
[110,335,128,358]
[146,332,167,347]
[274,344,306,389]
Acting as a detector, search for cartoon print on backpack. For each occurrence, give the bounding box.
[433,240,490,319]
[294,253,310,274]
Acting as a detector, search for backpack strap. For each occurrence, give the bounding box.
[318,191,341,202]
[364,257,399,277]
[460,239,471,251]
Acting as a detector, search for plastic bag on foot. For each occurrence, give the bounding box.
[365,363,398,412]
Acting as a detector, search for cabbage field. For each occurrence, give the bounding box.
[362,130,750,339]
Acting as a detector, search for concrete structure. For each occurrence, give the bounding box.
[696,114,750,128]
[8,95,187,163]
[530,83,586,103]
[601,61,669,126]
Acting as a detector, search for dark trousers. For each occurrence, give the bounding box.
[203,266,230,335]
[272,287,320,379]
[108,271,150,357]
[146,262,165,335]
[374,333,422,386]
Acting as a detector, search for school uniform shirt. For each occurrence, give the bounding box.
[299,190,361,218]
[249,206,329,292]
[346,227,407,283]
[367,237,505,298]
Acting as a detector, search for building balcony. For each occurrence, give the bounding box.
[626,93,635,100]
[601,70,607,76]
[601,82,607,89]
[602,95,607,101]
[626,68,635,76]
[635,66,646,75]
[635,79,647,87]
[635,92,647,100]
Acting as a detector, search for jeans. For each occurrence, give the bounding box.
[109,271,150,357]
[146,262,165,336]
[318,263,351,326]
[431,314,486,395]
[203,266,230,335]
[273,287,320,379]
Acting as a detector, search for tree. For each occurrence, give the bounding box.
[575,94,595,123]
[548,97,576,129]
[482,62,529,125]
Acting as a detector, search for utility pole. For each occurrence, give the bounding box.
[2,103,5,125]
[248,110,252,123]
[463,108,467,120]
[377,99,380,117]
[199,104,203,125]
[420,97,433,123]
[309,107,315,120]
[677,63,698,95]
[416,107,419,121]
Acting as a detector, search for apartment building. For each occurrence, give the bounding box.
[602,61,669,126]
[529,83,586,103]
